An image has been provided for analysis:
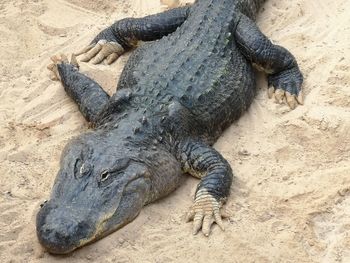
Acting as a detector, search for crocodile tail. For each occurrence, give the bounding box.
[238,0,267,20]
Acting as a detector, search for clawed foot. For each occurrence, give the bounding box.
[186,189,229,236]
[47,54,79,81]
[267,66,304,110]
[75,39,125,65]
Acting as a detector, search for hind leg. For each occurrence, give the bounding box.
[48,54,110,123]
[235,14,304,109]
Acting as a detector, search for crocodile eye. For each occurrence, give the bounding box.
[74,159,82,176]
[100,170,110,182]
[80,163,85,175]
[79,162,92,177]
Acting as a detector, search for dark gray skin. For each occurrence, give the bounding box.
[37,0,303,254]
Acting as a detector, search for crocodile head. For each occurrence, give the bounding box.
[36,131,152,254]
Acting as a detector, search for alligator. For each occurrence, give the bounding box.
[37,0,303,254]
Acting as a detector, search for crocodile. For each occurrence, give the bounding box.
[37,0,303,254]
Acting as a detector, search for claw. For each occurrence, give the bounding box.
[296,91,304,105]
[49,71,59,81]
[70,54,79,68]
[267,65,303,109]
[92,42,124,64]
[47,63,55,70]
[60,53,69,63]
[274,89,285,104]
[285,92,297,110]
[268,86,274,99]
[48,53,74,81]
[76,40,124,65]
[186,209,195,222]
[75,43,95,56]
[91,50,106,65]
[106,53,119,65]
[193,213,204,235]
[187,189,227,236]
[202,215,214,237]
[213,210,225,231]
[221,209,232,219]
[81,43,102,62]
[50,55,59,63]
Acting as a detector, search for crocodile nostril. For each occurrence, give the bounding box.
[54,223,72,240]
[36,203,91,254]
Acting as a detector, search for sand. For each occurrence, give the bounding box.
[0,0,349,262]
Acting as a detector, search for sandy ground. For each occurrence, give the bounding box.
[0,0,349,262]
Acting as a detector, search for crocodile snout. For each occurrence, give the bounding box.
[36,201,92,254]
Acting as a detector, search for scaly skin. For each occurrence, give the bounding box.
[38,0,303,254]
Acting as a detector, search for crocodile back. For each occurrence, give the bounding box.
[118,0,258,141]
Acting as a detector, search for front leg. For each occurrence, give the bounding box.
[176,140,233,236]
[48,54,110,124]
[235,14,304,109]
[76,6,191,65]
